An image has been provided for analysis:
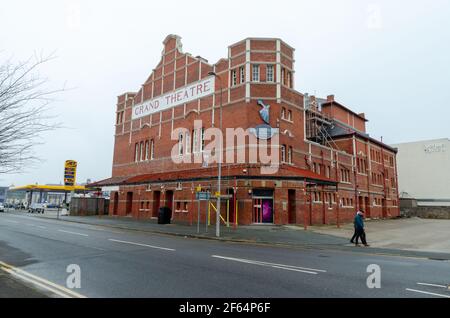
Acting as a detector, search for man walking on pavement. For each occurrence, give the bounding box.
[350,210,360,244]
[354,210,369,247]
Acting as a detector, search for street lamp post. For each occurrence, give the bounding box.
[208,71,223,238]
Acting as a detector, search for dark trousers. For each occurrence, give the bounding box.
[355,228,367,245]
[350,230,357,243]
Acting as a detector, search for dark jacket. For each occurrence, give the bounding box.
[355,214,364,230]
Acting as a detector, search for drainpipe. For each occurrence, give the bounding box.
[352,135,359,211]
[380,138,388,217]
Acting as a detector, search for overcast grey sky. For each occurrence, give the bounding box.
[1,0,449,187]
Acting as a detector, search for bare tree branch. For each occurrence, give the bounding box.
[0,52,63,174]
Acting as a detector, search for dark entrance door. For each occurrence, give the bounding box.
[227,188,235,224]
[113,192,119,215]
[288,189,296,224]
[165,190,174,212]
[365,196,371,218]
[152,191,161,218]
[358,196,364,212]
[126,192,133,216]
[382,199,387,218]
[252,189,274,224]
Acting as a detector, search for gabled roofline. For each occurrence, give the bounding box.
[321,101,368,122]
[228,37,295,51]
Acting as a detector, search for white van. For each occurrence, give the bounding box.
[29,203,45,214]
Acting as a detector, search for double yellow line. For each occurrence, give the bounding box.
[0,261,86,298]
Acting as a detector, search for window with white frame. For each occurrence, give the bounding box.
[281,144,286,163]
[150,139,154,160]
[287,110,292,121]
[139,141,144,161]
[252,64,260,82]
[178,132,184,156]
[266,65,274,82]
[288,146,292,164]
[145,140,149,160]
[200,127,205,152]
[135,143,139,162]
[185,132,191,154]
[240,66,245,84]
[281,107,286,119]
[231,69,237,86]
[192,129,198,153]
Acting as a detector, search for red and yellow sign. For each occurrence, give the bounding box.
[64,160,78,186]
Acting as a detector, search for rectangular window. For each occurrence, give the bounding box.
[281,107,286,119]
[252,64,260,82]
[240,66,245,84]
[145,140,149,160]
[135,143,139,162]
[200,128,205,152]
[281,145,286,163]
[287,71,292,88]
[192,129,198,154]
[326,166,330,178]
[340,168,350,182]
[281,68,285,85]
[178,132,184,156]
[185,132,191,154]
[287,110,292,121]
[140,141,144,161]
[288,146,292,164]
[150,139,154,160]
[266,65,274,82]
[231,69,237,86]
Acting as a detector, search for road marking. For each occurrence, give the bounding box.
[58,229,89,237]
[36,225,47,229]
[211,255,326,275]
[0,261,86,298]
[406,288,450,298]
[108,239,175,251]
[417,282,448,288]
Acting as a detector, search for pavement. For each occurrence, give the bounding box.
[0,272,48,298]
[308,217,450,254]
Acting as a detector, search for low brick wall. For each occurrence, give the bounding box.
[401,206,450,219]
[70,197,110,216]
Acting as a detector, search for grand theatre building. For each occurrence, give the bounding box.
[91,34,400,226]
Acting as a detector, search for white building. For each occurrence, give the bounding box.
[391,138,450,206]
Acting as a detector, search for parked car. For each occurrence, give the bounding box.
[0,203,4,212]
[28,203,45,214]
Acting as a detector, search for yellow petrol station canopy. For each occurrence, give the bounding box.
[10,184,88,192]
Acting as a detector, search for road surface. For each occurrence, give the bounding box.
[1,212,449,298]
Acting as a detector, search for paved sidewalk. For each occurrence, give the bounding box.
[5,211,450,260]
[309,217,450,254]
[0,272,48,298]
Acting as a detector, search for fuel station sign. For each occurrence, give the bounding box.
[64,160,78,186]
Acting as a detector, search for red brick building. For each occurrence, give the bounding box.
[91,34,400,226]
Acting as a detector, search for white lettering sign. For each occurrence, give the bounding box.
[132,77,215,120]
[424,143,445,154]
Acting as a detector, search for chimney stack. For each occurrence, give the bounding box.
[327,95,335,102]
